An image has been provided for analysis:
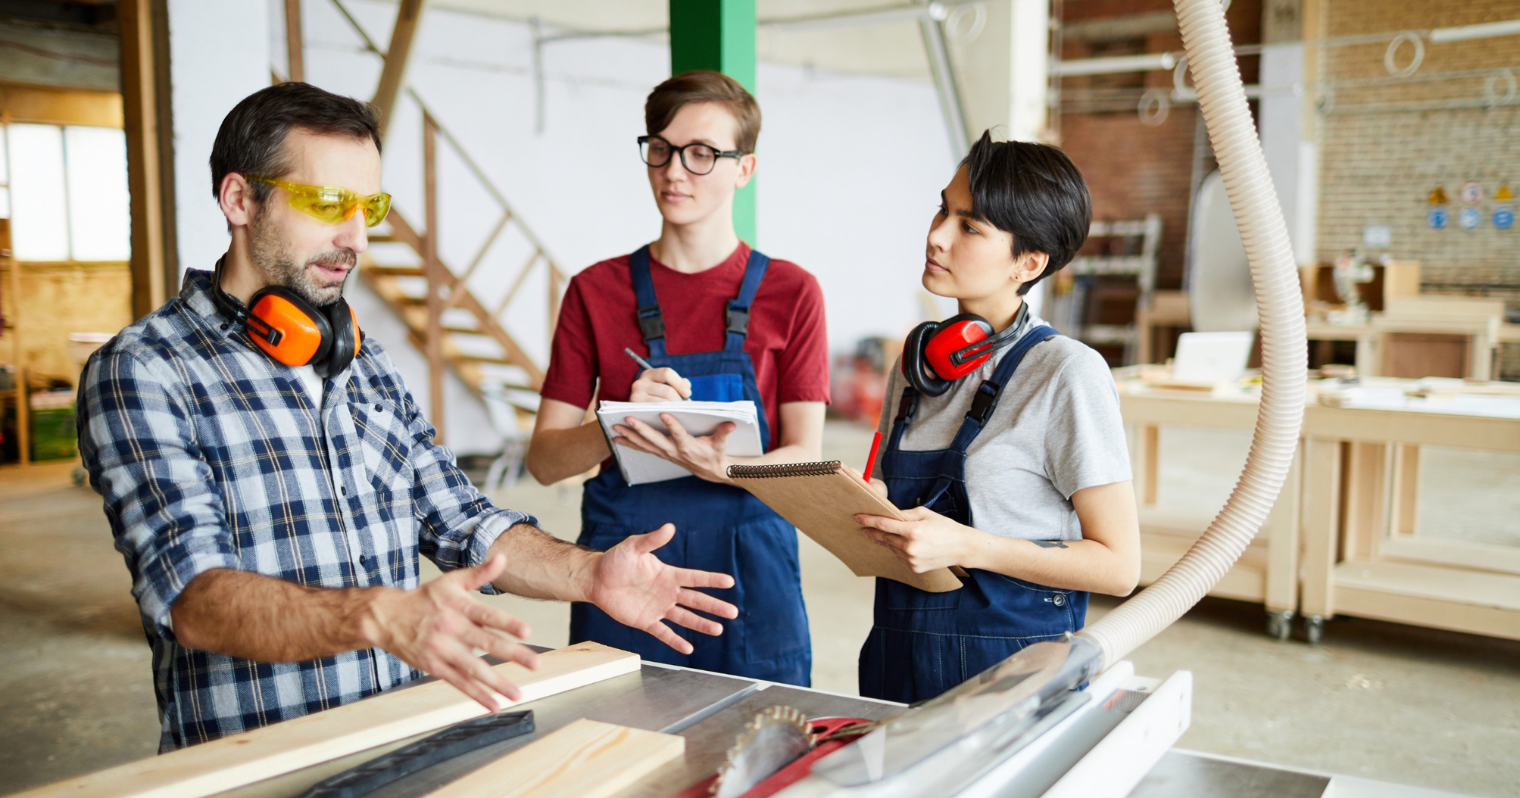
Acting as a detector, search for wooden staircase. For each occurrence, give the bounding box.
[357,204,564,398]
[311,0,567,444]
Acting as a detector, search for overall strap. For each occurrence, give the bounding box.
[947,324,1059,453]
[724,248,771,352]
[887,385,921,455]
[628,246,667,358]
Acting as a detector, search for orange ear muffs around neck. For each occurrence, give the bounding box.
[245,286,333,368]
[317,300,360,379]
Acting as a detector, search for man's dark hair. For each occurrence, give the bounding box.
[960,130,1091,295]
[210,82,383,204]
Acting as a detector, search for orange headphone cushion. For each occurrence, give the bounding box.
[250,293,327,366]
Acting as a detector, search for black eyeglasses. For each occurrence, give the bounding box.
[638,135,745,176]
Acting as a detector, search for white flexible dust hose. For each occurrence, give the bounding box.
[1076,0,1308,670]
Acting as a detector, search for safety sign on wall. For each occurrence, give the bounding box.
[1458,206,1482,230]
[1427,186,1449,230]
[1496,184,1515,231]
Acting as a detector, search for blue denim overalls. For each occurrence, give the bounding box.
[858,323,1088,704]
[569,245,812,686]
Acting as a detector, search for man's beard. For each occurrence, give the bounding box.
[248,209,357,307]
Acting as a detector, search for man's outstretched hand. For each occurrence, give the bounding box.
[362,554,540,711]
[587,523,738,653]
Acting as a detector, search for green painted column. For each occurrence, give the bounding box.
[669,0,757,244]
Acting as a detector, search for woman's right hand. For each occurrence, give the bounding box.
[630,367,692,403]
[868,478,890,500]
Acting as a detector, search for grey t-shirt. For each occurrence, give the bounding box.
[873,312,1132,542]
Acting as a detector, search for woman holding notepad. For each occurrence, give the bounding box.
[852,133,1142,704]
[526,71,828,686]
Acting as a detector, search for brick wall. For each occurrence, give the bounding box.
[1057,0,1263,290]
[1315,0,1520,376]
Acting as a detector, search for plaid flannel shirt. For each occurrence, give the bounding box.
[78,269,535,751]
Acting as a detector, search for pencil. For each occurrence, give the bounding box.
[624,347,690,401]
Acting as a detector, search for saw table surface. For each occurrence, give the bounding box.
[176,661,1462,798]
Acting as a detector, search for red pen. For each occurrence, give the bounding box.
[862,431,882,482]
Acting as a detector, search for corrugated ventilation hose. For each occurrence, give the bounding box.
[1076,0,1308,669]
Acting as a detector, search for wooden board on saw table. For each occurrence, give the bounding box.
[423,719,684,798]
[18,642,640,798]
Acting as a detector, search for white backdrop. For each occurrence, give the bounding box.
[170,1,956,452]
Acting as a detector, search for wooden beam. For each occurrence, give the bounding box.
[284,0,305,83]
[422,719,684,798]
[422,112,445,443]
[1,220,27,466]
[119,0,175,321]
[372,0,425,137]
[0,84,122,127]
[16,643,640,798]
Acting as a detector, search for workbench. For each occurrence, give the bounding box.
[1118,374,1520,643]
[76,658,1466,798]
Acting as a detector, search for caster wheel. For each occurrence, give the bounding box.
[1304,615,1325,645]
[1265,611,1294,641]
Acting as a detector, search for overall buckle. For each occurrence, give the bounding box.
[726,306,751,337]
[637,308,665,341]
[966,380,1001,425]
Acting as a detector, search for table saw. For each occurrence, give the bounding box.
[173,649,1455,798]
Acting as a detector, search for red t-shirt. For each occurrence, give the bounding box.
[541,243,830,451]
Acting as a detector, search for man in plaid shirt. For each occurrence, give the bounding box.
[78,83,738,751]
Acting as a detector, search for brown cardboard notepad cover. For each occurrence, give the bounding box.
[728,461,964,593]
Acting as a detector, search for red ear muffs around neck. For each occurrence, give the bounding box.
[902,309,1028,397]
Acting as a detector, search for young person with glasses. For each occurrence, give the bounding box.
[528,71,828,686]
[852,132,1141,703]
[77,82,740,750]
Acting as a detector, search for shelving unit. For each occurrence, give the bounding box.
[1049,214,1162,365]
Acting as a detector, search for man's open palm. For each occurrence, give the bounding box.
[588,524,738,653]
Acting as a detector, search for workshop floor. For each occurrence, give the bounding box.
[2,422,1518,797]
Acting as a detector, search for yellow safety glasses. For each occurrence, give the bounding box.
[247,176,393,228]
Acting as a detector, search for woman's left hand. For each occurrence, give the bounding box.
[613,414,735,484]
[856,506,979,573]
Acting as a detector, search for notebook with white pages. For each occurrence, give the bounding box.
[595,400,764,485]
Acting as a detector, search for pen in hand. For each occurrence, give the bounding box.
[624,347,690,401]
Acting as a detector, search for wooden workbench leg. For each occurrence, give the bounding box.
[1299,437,1343,643]
[1264,439,1303,619]
[1343,442,1390,561]
[1131,424,1159,507]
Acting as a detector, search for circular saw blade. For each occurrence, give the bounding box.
[712,706,815,798]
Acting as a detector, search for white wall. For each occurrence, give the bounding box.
[169,0,274,276]
[169,1,955,452]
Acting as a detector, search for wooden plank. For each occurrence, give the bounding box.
[1378,536,1520,577]
[1332,560,1520,640]
[372,0,425,136]
[423,719,683,798]
[1302,405,1520,453]
[17,643,639,798]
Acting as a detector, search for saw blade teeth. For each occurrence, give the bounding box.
[711,706,816,797]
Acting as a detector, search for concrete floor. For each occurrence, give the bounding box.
[2,423,1518,797]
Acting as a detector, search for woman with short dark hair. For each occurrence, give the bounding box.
[854,131,1142,704]
[526,71,828,686]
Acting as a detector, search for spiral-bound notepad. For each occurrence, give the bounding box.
[727,461,963,593]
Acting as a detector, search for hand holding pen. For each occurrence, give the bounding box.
[625,348,692,402]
